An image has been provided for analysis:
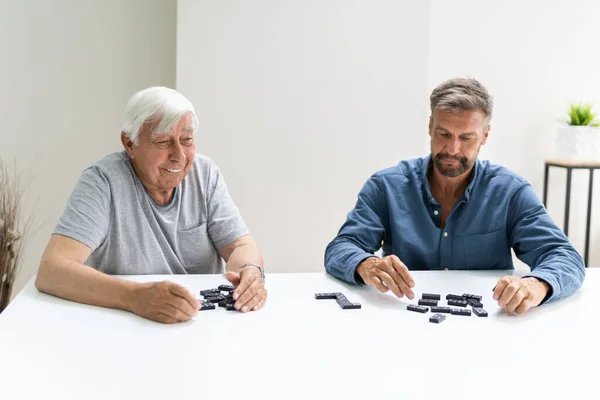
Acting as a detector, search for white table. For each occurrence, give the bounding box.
[0,270,598,400]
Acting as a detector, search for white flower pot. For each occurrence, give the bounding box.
[555,125,600,162]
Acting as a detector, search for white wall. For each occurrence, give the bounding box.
[177,0,431,273]
[429,0,600,267]
[0,0,177,298]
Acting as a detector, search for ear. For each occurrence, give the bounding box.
[121,132,136,159]
[482,124,491,145]
[428,116,433,136]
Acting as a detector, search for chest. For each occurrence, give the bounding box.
[439,200,457,229]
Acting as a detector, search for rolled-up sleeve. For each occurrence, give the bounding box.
[509,183,585,302]
[325,176,386,284]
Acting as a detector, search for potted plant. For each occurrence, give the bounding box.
[556,103,600,162]
[0,159,33,313]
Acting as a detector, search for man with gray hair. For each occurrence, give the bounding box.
[36,86,267,323]
[325,77,585,314]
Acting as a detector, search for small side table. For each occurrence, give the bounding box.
[543,159,600,267]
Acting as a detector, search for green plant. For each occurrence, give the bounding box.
[566,103,600,126]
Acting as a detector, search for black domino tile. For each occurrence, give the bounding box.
[418,299,438,307]
[200,288,220,296]
[463,293,483,301]
[199,302,216,311]
[466,298,483,308]
[407,304,429,313]
[204,295,226,303]
[446,294,466,301]
[341,303,362,309]
[429,313,446,323]
[430,306,452,313]
[422,293,441,300]
[473,307,488,317]
[218,284,235,292]
[450,308,471,316]
[447,299,468,307]
[315,292,339,300]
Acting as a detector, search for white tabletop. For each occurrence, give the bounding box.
[0,270,598,400]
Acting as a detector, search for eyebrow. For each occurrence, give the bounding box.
[435,126,477,136]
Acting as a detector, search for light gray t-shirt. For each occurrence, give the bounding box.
[53,151,249,275]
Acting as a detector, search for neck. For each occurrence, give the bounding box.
[147,188,175,206]
[428,163,473,201]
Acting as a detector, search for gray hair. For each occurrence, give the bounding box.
[121,86,198,145]
[430,77,493,126]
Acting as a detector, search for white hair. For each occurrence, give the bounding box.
[121,86,198,145]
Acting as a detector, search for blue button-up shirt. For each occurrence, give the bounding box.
[325,155,585,302]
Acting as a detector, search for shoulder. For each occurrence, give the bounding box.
[370,156,426,186]
[82,151,132,181]
[476,159,528,192]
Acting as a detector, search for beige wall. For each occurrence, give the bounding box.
[177,0,431,273]
[0,0,177,299]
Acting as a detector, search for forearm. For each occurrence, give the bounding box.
[325,237,374,285]
[35,257,137,311]
[225,242,264,272]
[523,247,585,302]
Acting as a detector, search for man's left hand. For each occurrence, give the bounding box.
[225,268,267,312]
[493,276,550,314]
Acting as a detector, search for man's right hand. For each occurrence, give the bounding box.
[129,281,200,323]
[356,255,415,299]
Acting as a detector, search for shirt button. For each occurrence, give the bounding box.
[434,210,439,216]
[444,232,448,237]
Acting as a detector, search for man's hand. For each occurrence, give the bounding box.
[129,281,200,324]
[493,276,550,314]
[225,267,267,312]
[356,255,415,299]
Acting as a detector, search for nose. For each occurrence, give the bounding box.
[446,137,460,155]
[170,140,185,162]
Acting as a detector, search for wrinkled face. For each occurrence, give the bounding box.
[429,109,489,178]
[122,112,195,196]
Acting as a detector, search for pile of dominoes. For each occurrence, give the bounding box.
[198,284,237,311]
[408,292,488,323]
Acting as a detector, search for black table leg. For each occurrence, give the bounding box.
[543,163,549,206]
[564,167,572,236]
[584,168,594,268]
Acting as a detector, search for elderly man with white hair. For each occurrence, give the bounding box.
[35,86,267,323]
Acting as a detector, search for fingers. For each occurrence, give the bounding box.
[168,282,200,310]
[493,276,514,302]
[164,296,197,319]
[377,256,414,299]
[365,275,388,293]
[389,255,416,290]
[494,277,537,314]
[375,269,403,298]
[229,267,268,312]
[514,298,534,315]
[240,287,267,312]
[154,312,179,324]
[225,271,241,286]
[232,267,260,300]
[234,275,260,311]
[497,279,521,309]
[252,296,267,311]
[160,304,194,322]
[504,286,527,313]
